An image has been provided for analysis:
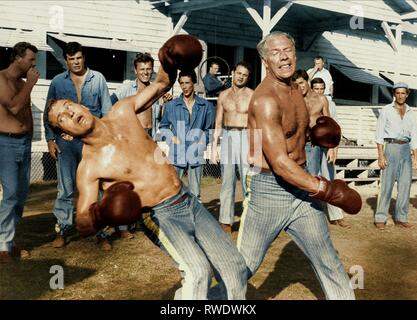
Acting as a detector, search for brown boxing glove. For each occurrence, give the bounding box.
[310,116,341,148]
[76,181,142,237]
[158,34,203,74]
[310,176,362,215]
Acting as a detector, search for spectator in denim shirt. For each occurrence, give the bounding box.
[43,42,112,251]
[159,70,215,200]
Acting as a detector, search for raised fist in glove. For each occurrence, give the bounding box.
[158,34,203,74]
[310,116,341,148]
[310,176,362,215]
[76,181,142,237]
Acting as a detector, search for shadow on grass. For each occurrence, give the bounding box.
[0,258,96,299]
[15,213,58,251]
[247,241,325,300]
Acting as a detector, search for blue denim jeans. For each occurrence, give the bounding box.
[0,134,32,251]
[236,171,355,300]
[375,143,412,223]
[175,165,202,199]
[140,186,247,299]
[219,129,249,225]
[321,149,344,221]
[305,142,323,176]
[53,136,83,234]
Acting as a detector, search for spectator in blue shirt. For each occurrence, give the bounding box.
[111,52,170,140]
[203,62,225,98]
[159,69,215,200]
[374,82,417,230]
[43,42,112,250]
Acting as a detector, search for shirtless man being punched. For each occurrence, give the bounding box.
[211,61,254,233]
[46,35,247,300]
[236,32,361,299]
[292,69,335,175]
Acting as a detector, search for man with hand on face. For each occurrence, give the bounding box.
[159,69,215,200]
[307,56,334,99]
[43,42,112,250]
[236,32,360,300]
[211,61,253,234]
[0,42,39,263]
[374,82,417,230]
[45,35,247,300]
[203,62,226,98]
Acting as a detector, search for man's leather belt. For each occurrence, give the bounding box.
[0,132,28,138]
[384,138,409,144]
[224,126,246,131]
[170,193,188,206]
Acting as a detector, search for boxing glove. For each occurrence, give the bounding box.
[310,176,362,215]
[76,181,142,237]
[158,34,203,73]
[310,116,341,148]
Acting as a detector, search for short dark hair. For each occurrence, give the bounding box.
[46,99,64,136]
[314,55,325,62]
[292,69,309,82]
[10,42,38,62]
[210,62,220,68]
[133,52,154,69]
[233,61,252,77]
[63,42,83,58]
[311,77,326,89]
[178,69,197,84]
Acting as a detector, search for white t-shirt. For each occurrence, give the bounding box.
[307,67,334,96]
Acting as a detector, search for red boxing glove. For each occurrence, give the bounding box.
[76,181,142,237]
[158,34,203,73]
[310,176,362,215]
[310,116,341,148]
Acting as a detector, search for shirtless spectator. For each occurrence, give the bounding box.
[45,35,247,300]
[292,70,332,176]
[236,32,360,299]
[211,61,253,233]
[311,78,350,228]
[0,42,39,263]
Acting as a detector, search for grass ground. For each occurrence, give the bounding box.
[1,179,417,300]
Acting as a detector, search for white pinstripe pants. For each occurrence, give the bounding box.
[237,172,355,300]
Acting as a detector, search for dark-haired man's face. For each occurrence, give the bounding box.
[65,51,86,75]
[179,76,195,98]
[209,64,220,75]
[294,77,309,96]
[18,49,37,75]
[135,61,153,84]
[312,83,325,95]
[232,65,250,88]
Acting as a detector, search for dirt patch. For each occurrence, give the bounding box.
[1,180,416,299]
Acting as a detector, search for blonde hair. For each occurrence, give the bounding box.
[256,31,295,59]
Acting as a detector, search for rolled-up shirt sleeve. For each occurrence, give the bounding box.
[375,109,386,145]
[410,117,417,150]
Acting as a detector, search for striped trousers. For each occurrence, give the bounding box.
[237,171,355,300]
[141,185,247,300]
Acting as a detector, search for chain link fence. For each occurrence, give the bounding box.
[29,150,224,184]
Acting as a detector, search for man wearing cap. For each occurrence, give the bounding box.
[374,82,417,230]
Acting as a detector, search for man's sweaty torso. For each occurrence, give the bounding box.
[78,105,180,208]
[221,87,252,127]
[248,80,309,170]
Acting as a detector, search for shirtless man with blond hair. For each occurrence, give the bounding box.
[236,31,361,299]
[45,35,247,300]
[211,61,253,233]
[0,42,39,263]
